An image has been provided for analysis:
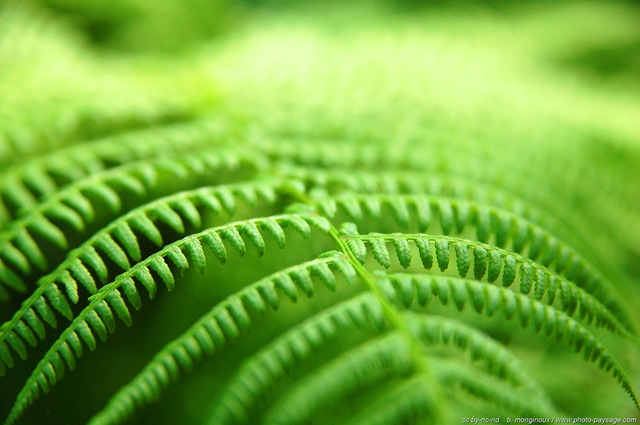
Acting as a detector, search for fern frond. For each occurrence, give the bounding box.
[330,201,634,334]
[346,231,633,337]
[322,193,596,267]
[378,273,639,408]
[87,255,362,425]
[260,333,413,425]
[263,316,555,425]
[0,148,262,298]
[403,313,547,394]
[202,293,384,425]
[341,360,553,425]
[0,181,280,373]
[285,166,560,231]
[269,145,615,269]
[264,142,569,220]
[4,214,333,425]
[0,119,230,226]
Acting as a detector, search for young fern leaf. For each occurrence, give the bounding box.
[4,214,332,425]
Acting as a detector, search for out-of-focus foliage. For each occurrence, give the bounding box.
[0,0,639,424]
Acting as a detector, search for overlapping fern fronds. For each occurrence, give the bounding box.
[1,0,639,424]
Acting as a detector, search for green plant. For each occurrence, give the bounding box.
[1,1,639,424]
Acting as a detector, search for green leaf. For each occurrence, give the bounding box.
[238,222,265,256]
[435,239,450,272]
[487,250,502,283]
[95,234,130,270]
[502,256,517,287]
[112,223,141,262]
[219,227,246,256]
[455,242,470,278]
[259,219,286,249]
[184,239,207,275]
[371,238,391,269]
[473,246,488,280]
[415,237,433,270]
[201,232,227,264]
[393,237,412,269]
